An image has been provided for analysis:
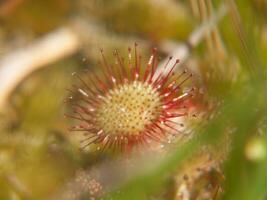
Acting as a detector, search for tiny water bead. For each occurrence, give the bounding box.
[66,44,195,151]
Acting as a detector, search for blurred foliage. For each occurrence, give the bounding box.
[0,0,267,200]
[78,0,193,42]
[0,0,71,34]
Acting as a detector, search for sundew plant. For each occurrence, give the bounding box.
[0,0,267,200]
[66,46,195,152]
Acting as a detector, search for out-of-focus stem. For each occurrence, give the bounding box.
[0,27,80,110]
[157,3,227,76]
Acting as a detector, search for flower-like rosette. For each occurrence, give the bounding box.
[66,44,195,152]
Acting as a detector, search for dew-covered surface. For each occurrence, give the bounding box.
[97,81,161,135]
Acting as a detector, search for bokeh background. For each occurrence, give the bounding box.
[0,0,267,199]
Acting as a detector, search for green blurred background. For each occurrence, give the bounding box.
[0,0,267,199]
